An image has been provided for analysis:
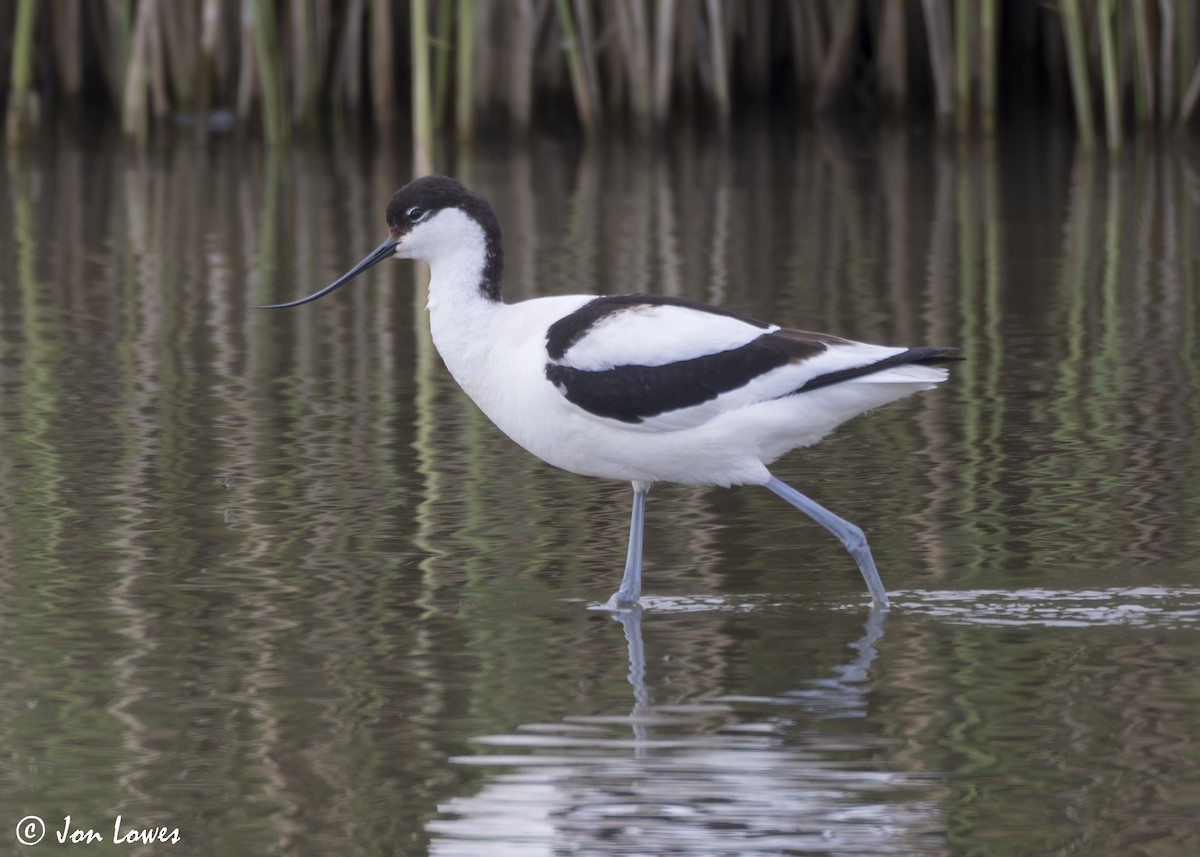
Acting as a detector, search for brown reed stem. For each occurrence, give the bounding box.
[816,0,860,112]
[878,0,909,110]
[371,0,397,137]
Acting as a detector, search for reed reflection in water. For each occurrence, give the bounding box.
[0,127,1197,855]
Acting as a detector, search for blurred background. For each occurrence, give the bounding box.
[3,1,1199,150]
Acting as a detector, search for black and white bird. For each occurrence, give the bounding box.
[258,175,958,610]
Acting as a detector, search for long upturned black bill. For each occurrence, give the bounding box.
[253,236,398,309]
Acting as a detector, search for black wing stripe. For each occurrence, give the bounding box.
[545,333,824,424]
[545,294,772,362]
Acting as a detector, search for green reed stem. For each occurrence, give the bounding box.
[555,0,598,134]
[1131,0,1155,123]
[411,0,434,173]
[250,0,287,143]
[955,0,972,134]
[5,0,39,147]
[455,0,477,141]
[1060,0,1097,149]
[980,0,998,134]
[1098,0,1121,148]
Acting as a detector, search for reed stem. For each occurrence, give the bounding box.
[980,0,998,134]
[455,0,477,141]
[922,0,955,127]
[652,0,677,123]
[4,1,1200,144]
[249,0,287,143]
[555,0,597,133]
[1178,55,1200,126]
[704,0,731,123]
[432,0,454,130]
[5,0,39,147]
[412,0,434,174]
[1131,0,1155,123]
[371,0,397,136]
[816,0,860,112]
[1098,0,1121,149]
[1060,0,1097,149]
[614,0,652,126]
[955,0,973,134]
[122,0,154,143]
[1159,0,1175,121]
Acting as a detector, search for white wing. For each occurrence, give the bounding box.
[543,296,953,433]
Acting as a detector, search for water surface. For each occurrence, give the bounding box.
[1,126,1198,855]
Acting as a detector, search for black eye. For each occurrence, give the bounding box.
[406,206,428,222]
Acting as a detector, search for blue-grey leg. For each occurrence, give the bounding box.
[608,481,650,607]
[764,476,891,609]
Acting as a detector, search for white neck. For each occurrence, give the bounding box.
[418,210,506,400]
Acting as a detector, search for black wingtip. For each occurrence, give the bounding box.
[797,345,963,393]
[909,347,964,366]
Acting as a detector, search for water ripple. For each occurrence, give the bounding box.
[897,586,1200,628]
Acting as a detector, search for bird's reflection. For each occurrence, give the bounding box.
[617,603,886,725]
[432,605,941,855]
[612,607,650,751]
